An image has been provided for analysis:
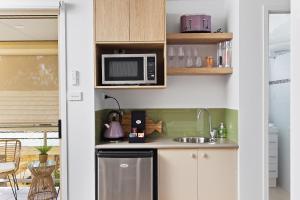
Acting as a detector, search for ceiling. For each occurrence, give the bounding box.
[0,17,58,41]
[269,14,290,54]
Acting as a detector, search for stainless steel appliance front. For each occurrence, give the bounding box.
[102,54,157,85]
[97,151,153,200]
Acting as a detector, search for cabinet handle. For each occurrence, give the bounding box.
[200,153,208,158]
[192,153,197,159]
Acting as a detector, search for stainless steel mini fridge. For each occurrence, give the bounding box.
[97,150,154,200]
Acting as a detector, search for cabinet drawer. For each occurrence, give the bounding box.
[269,155,278,164]
[269,134,278,142]
[269,169,278,177]
[269,147,278,156]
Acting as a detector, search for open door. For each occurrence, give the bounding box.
[0,2,67,200]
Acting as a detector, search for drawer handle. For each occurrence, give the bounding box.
[192,153,197,159]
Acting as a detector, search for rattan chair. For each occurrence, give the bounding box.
[0,139,21,200]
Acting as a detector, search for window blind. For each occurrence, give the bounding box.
[0,91,58,131]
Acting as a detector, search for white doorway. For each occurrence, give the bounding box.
[0,2,68,200]
[264,8,290,200]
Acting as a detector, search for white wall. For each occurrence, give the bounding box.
[101,76,228,109]
[269,53,290,192]
[239,1,289,200]
[290,0,300,199]
[65,0,95,200]
[225,0,239,109]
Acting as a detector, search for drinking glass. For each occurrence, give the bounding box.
[167,46,175,67]
[177,46,185,67]
[186,47,193,67]
[193,47,202,67]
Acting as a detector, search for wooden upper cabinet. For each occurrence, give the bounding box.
[130,0,166,42]
[95,0,130,42]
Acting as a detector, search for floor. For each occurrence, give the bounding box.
[0,187,60,200]
[0,186,288,200]
[270,187,290,200]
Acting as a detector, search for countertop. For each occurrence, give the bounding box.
[95,137,238,149]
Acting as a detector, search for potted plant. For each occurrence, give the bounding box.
[35,145,52,163]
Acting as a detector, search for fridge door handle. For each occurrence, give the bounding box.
[120,163,129,168]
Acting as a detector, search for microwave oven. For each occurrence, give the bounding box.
[102,54,157,85]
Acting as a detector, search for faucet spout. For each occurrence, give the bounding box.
[197,108,212,134]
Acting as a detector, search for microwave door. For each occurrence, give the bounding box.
[102,56,145,85]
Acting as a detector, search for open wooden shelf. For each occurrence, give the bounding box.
[167,67,233,75]
[167,33,233,44]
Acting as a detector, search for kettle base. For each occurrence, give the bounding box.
[103,137,124,143]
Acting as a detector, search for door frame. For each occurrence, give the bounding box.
[262,5,290,200]
[0,1,69,199]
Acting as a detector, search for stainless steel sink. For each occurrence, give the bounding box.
[174,137,210,144]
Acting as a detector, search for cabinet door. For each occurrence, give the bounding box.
[197,149,237,200]
[130,0,165,42]
[158,149,197,200]
[95,0,130,42]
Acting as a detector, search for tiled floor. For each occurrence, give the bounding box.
[270,187,290,200]
[0,187,60,200]
[0,186,289,200]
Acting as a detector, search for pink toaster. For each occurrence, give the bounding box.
[180,15,211,33]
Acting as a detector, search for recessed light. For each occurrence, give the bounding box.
[14,25,24,29]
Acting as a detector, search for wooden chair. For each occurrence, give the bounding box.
[0,139,21,200]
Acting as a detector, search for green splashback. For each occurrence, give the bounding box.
[95,108,238,143]
[225,109,238,142]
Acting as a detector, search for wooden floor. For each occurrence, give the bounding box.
[0,187,60,200]
[270,187,290,200]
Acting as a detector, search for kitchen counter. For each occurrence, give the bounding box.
[95,137,238,149]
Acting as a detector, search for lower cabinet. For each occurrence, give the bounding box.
[158,149,237,200]
[158,149,198,200]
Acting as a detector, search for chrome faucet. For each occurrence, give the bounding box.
[197,108,216,143]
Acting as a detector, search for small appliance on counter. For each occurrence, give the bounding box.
[180,15,211,33]
[103,110,125,141]
[102,95,125,141]
[129,111,146,143]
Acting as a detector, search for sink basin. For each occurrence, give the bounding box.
[174,137,210,144]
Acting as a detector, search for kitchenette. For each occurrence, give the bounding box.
[94,0,239,200]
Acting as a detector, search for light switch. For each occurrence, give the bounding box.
[68,91,83,101]
[71,70,79,86]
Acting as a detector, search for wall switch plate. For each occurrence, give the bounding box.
[71,70,79,86]
[68,91,83,101]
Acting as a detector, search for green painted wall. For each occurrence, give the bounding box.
[95,108,238,144]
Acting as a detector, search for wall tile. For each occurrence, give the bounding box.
[95,108,238,144]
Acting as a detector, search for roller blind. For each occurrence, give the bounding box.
[0,91,58,131]
[0,42,58,132]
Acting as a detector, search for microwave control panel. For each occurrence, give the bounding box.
[147,56,156,82]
